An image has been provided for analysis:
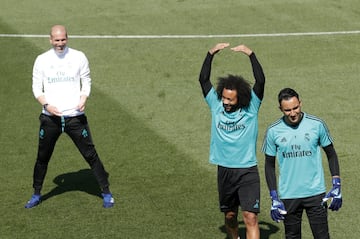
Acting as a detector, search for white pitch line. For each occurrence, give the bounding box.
[1,31,360,39]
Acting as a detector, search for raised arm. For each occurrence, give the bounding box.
[231,45,265,100]
[199,43,230,97]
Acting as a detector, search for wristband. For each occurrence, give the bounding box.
[332,177,341,186]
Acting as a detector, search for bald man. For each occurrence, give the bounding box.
[25,25,114,208]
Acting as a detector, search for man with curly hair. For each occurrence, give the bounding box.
[199,43,265,239]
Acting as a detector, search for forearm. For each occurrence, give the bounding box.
[78,95,88,112]
[323,144,340,176]
[265,154,277,191]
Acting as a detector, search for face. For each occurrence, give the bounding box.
[279,96,302,125]
[222,88,238,112]
[49,27,68,53]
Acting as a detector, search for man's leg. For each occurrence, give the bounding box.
[66,115,114,207]
[305,194,330,239]
[225,210,239,239]
[242,211,259,239]
[33,115,62,192]
[283,205,303,239]
[66,115,110,190]
[26,115,61,208]
[238,166,260,239]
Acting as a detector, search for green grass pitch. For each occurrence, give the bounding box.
[0,1,359,238]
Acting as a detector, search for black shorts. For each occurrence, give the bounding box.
[217,165,260,213]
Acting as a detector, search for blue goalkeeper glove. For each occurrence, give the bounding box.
[270,190,287,222]
[322,177,342,211]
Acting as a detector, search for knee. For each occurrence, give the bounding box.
[242,211,258,227]
[225,211,238,228]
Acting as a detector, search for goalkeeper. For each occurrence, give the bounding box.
[261,88,342,239]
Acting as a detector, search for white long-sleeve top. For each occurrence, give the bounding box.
[32,47,91,117]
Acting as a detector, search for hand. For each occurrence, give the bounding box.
[230,44,253,56]
[270,190,287,223]
[46,104,62,116]
[209,43,230,55]
[322,177,342,211]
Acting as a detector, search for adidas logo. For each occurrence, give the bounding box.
[253,200,259,209]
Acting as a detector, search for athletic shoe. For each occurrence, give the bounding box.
[102,193,114,208]
[25,194,41,208]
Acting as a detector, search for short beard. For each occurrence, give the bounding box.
[223,103,239,113]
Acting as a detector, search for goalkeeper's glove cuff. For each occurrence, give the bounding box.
[332,177,341,187]
[270,190,279,200]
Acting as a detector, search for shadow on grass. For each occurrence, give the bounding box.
[41,169,102,202]
[219,220,280,239]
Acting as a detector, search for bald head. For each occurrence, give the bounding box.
[49,25,68,53]
[50,25,67,38]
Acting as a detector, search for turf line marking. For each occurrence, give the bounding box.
[1,30,360,39]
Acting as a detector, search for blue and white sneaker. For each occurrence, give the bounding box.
[25,194,41,208]
[102,193,114,208]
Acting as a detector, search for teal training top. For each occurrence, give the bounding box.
[262,113,333,199]
[206,88,261,168]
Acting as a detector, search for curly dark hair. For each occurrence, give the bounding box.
[216,74,252,109]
